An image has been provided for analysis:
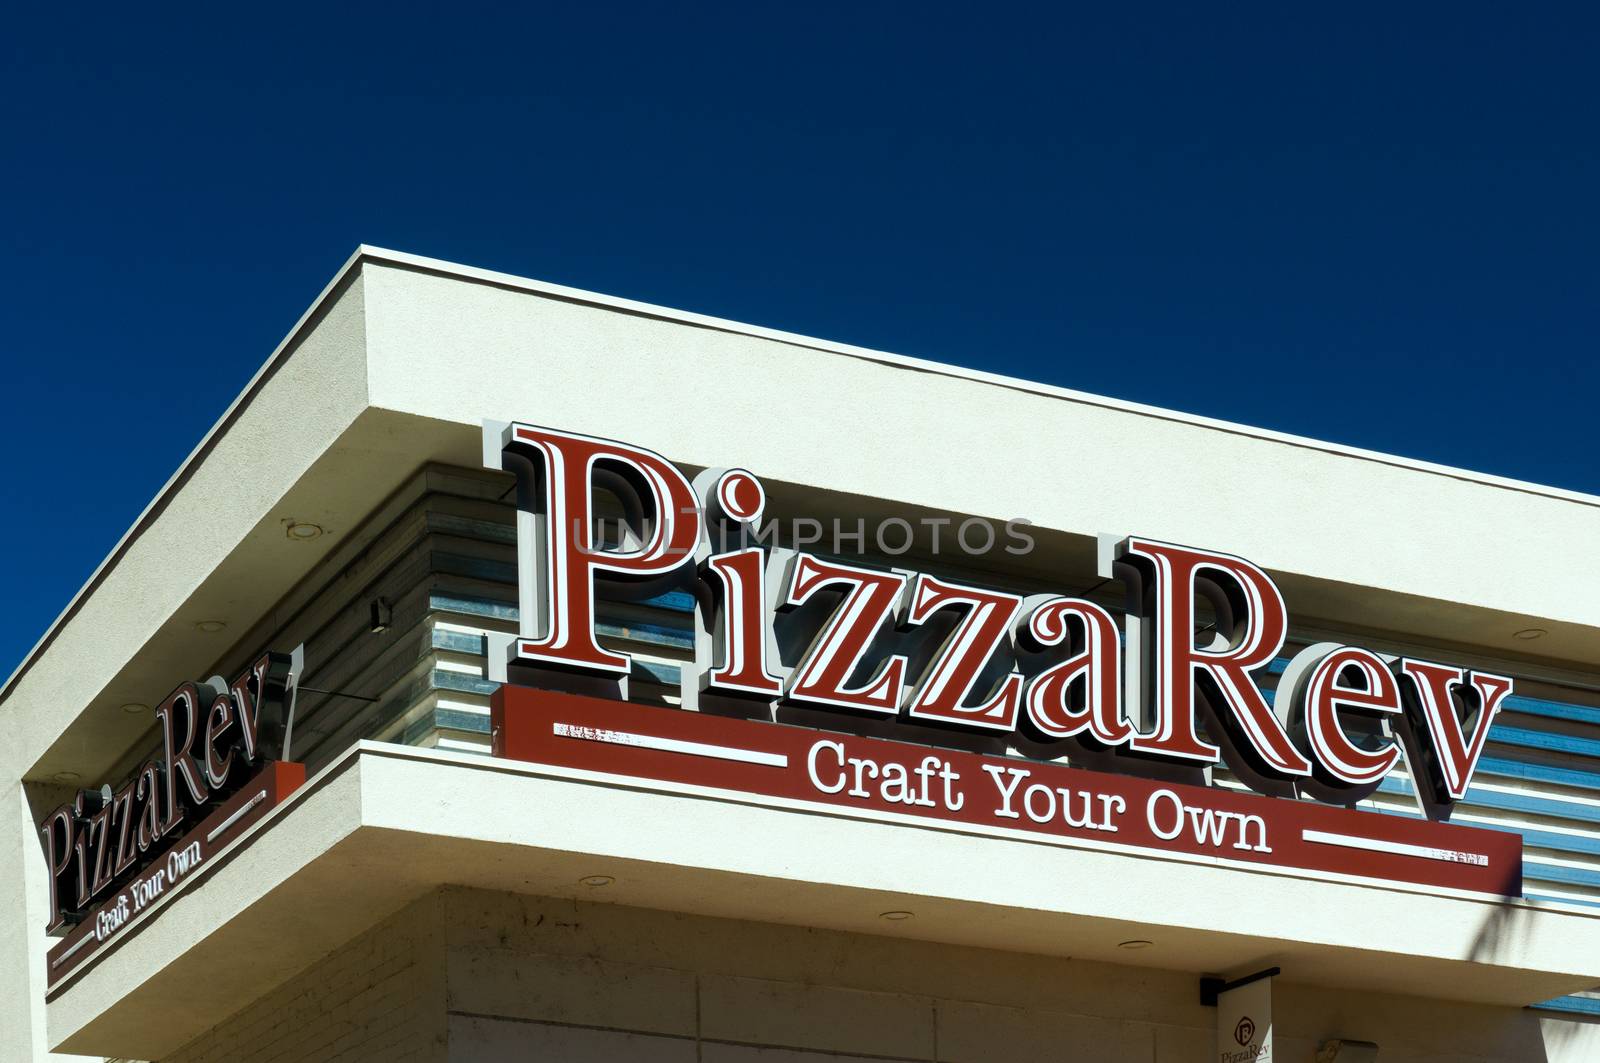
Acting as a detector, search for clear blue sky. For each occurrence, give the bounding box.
[2,5,1596,676]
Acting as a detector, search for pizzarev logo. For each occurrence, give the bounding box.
[1234,1016,1256,1046]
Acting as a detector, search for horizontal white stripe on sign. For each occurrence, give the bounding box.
[1302,829,1489,866]
[50,932,94,968]
[206,789,268,844]
[552,722,788,768]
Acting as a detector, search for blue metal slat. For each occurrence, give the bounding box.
[427,512,517,544]
[1531,995,1600,1016]
[428,590,695,620]
[430,592,518,621]
[1475,756,1600,795]
[433,629,487,655]
[1489,825,1600,859]
[600,620,693,650]
[633,659,682,686]
[1525,893,1600,910]
[1523,862,1600,889]
[1266,654,1600,734]
[1490,725,1600,760]
[1502,694,1600,728]
[1377,776,1600,826]
[434,708,492,734]
[431,670,499,697]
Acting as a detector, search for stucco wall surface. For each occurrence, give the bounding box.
[161,887,1600,1063]
[1,272,372,1063]
[163,893,447,1063]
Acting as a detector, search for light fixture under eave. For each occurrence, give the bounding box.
[579,875,615,887]
[286,521,324,541]
[119,702,148,714]
[879,910,914,922]
[1514,628,1547,641]
[51,771,80,784]
[1117,939,1154,950]
[195,620,227,633]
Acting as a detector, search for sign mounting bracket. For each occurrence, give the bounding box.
[1200,966,1280,1007]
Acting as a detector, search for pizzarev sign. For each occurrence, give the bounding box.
[483,421,1522,896]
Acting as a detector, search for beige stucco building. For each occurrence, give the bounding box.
[6,248,1600,1062]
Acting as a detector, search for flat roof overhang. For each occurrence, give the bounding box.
[47,742,1600,1060]
[18,248,1600,790]
[15,247,1600,1063]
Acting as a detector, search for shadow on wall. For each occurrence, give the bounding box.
[1467,897,1539,969]
[1468,899,1600,1062]
[1539,1009,1600,1061]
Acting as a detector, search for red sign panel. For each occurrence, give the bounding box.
[45,761,304,989]
[494,686,1522,897]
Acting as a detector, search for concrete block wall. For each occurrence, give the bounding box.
[161,894,448,1063]
[160,886,1600,1062]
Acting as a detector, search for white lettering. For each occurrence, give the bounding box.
[1146,790,1272,852]
[848,757,879,798]
[808,741,964,811]
[941,762,965,812]
[1148,789,1185,840]
[807,740,846,794]
[881,762,911,804]
[1098,793,1126,833]
[983,764,1028,819]
[129,869,167,913]
[912,757,941,808]
[93,894,130,941]
[1022,783,1056,824]
[1236,812,1271,853]
[1185,804,1232,847]
[166,840,202,881]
